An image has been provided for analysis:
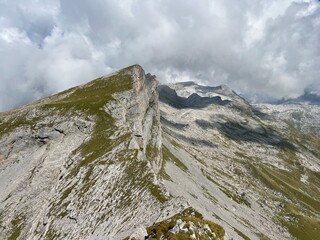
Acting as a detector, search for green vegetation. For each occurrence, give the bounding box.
[0,114,41,138]
[146,144,160,159]
[122,158,168,203]
[255,233,270,240]
[155,146,173,182]
[146,143,162,172]
[219,187,251,208]
[0,210,3,229]
[159,163,173,181]
[189,192,198,199]
[49,71,133,170]
[46,224,59,240]
[229,122,320,240]
[201,167,250,207]
[212,212,222,221]
[240,153,320,240]
[280,214,320,240]
[250,162,320,213]
[234,151,247,159]
[4,193,12,202]
[203,188,218,204]
[59,185,75,204]
[233,228,250,240]
[44,66,151,216]
[166,133,208,167]
[170,138,182,148]
[286,120,320,159]
[146,207,225,240]
[190,152,208,166]
[162,146,189,173]
[8,214,25,240]
[149,184,167,203]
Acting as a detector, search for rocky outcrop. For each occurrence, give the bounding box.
[105,66,162,172]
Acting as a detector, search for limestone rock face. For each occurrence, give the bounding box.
[105,66,162,172]
[0,65,181,240]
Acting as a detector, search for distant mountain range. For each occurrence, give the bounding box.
[277,91,320,105]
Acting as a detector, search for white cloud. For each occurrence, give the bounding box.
[0,0,319,111]
[0,27,31,44]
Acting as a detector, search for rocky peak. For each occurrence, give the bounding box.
[168,81,241,101]
[159,83,240,110]
[0,65,183,240]
[105,65,162,172]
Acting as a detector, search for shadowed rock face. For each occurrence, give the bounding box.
[215,121,296,150]
[171,81,240,99]
[158,85,231,109]
[160,116,189,130]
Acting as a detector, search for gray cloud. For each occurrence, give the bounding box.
[0,0,319,111]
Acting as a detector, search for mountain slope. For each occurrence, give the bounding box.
[159,82,320,240]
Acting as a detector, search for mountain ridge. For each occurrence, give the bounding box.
[275,88,320,106]
[0,65,320,240]
[0,65,188,239]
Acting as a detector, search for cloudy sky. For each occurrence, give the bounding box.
[0,0,319,111]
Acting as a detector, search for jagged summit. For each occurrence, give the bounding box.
[168,81,241,102]
[159,82,257,120]
[158,84,231,109]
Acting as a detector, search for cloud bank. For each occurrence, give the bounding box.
[0,0,319,111]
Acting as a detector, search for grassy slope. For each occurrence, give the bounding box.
[162,117,320,240]
[233,124,320,240]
